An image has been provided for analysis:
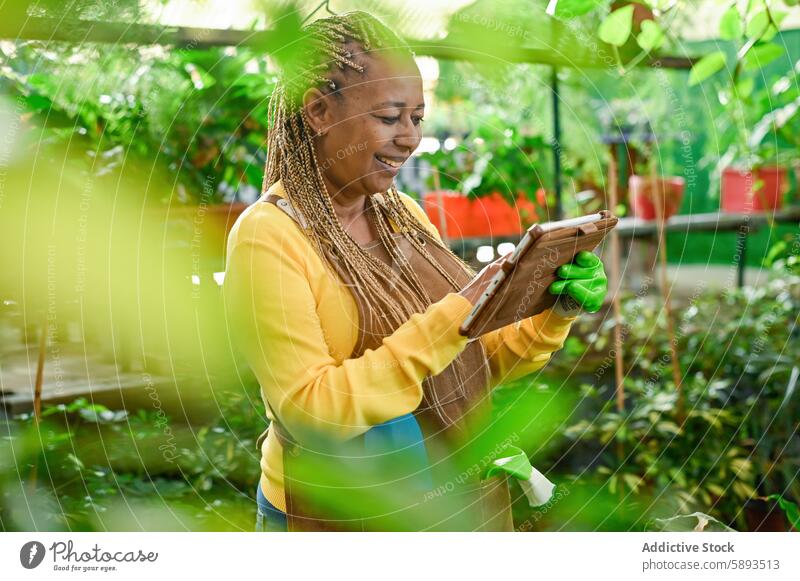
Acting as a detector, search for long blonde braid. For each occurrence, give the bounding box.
[264,11,481,425]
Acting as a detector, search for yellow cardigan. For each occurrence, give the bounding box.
[223,180,576,512]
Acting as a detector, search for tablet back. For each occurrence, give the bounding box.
[464,211,618,338]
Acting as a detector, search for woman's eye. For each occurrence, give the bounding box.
[375,115,424,126]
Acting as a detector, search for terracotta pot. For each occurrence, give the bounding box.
[721,166,787,212]
[744,498,795,532]
[421,191,540,239]
[628,175,685,221]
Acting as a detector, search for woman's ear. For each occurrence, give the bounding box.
[302,87,333,136]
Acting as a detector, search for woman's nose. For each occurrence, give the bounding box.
[394,125,420,152]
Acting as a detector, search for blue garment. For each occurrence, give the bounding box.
[254,413,430,530]
[363,412,433,491]
[256,481,288,532]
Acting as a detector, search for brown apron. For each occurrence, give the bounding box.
[257,192,513,531]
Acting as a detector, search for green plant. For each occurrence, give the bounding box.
[764,230,800,274]
[1,388,265,531]
[546,269,799,528]
[0,42,276,204]
[561,375,760,528]
[421,127,551,206]
[688,1,799,170]
[424,58,554,206]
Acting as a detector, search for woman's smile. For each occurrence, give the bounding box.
[374,153,407,174]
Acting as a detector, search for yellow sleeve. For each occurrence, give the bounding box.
[223,205,474,442]
[478,311,576,387]
[397,191,576,388]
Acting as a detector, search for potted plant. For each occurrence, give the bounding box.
[597,103,685,221]
[420,128,549,238]
[628,174,686,221]
[688,1,797,213]
[628,134,685,221]
[716,68,795,213]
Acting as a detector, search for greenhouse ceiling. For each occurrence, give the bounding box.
[0,0,700,69]
[17,0,800,42]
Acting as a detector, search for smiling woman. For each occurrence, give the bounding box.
[223,10,586,532]
[281,28,427,247]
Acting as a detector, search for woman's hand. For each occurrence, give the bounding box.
[458,254,509,306]
[548,251,608,314]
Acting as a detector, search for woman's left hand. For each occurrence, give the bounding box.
[548,251,608,314]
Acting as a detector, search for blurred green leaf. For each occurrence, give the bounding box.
[746,9,769,39]
[688,51,727,86]
[599,5,634,47]
[736,77,755,98]
[636,20,664,52]
[719,6,742,40]
[743,43,784,71]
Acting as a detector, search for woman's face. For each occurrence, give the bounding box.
[304,52,424,198]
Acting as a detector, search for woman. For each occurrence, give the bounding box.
[223,11,607,532]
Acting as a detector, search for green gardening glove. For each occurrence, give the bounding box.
[483,445,556,508]
[548,251,608,314]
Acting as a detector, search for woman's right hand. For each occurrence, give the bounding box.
[458,253,510,306]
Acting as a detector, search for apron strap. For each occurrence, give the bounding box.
[255,398,298,452]
[263,193,309,229]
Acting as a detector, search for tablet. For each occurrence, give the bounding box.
[458,210,618,338]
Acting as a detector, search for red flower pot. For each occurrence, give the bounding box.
[721,166,786,213]
[421,191,540,239]
[628,175,686,221]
